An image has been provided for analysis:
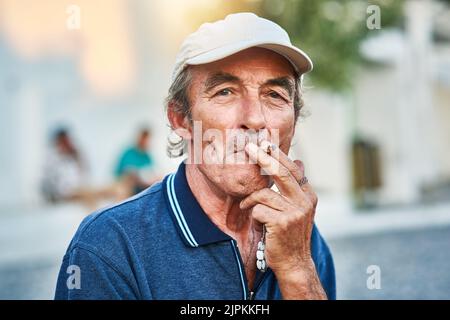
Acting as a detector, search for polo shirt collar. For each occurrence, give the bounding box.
[163,161,232,247]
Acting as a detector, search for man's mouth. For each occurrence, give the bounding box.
[204,130,279,165]
[228,133,272,155]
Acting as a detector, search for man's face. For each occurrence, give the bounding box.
[187,47,297,198]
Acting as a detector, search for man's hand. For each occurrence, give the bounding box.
[240,142,327,300]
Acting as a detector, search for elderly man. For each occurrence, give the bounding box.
[55,12,335,300]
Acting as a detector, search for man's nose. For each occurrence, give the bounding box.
[239,96,267,130]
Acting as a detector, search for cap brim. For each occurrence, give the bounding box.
[186,40,313,75]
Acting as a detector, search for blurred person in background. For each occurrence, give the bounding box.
[41,128,88,203]
[41,128,135,210]
[114,128,159,195]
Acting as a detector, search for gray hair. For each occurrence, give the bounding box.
[165,67,305,158]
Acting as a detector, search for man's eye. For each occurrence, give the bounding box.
[215,88,232,96]
[268,91,283,99]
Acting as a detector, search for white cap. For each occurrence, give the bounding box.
[171,12,313,81]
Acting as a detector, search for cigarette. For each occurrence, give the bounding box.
[260,140,273,155]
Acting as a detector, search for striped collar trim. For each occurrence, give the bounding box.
[163,162,232,247]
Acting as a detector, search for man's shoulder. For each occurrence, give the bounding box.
[67,181,168,254]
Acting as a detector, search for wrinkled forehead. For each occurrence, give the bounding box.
[189,47,297,88]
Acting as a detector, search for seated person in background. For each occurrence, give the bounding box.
[41,127,139,210]
[41,128,87,203]
[114,128,158,194]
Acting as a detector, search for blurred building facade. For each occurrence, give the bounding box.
[0,0,449,211]
[293,0,450,207]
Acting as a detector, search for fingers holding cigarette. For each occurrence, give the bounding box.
[245,142,302,199]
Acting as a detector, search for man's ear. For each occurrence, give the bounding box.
[167,101,192,140]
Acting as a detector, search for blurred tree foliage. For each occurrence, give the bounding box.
[259,0,405,91]
[186,0,405,91]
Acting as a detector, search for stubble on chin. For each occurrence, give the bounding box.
[224,167,272,198]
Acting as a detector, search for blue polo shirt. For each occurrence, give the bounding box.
[55,162,336,300]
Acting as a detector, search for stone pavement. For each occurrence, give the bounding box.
[329,225,450,299]
[0,200,449,299]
